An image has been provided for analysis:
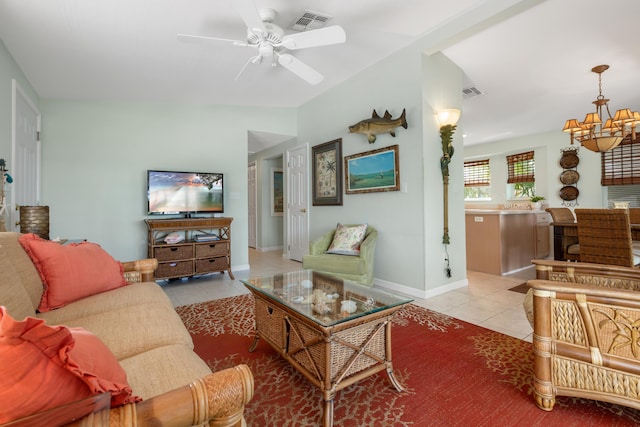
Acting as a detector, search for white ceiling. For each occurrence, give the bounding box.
[1,0,639,152]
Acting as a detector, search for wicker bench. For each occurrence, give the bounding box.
[527,259,640,411]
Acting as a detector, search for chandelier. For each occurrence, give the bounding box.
[562,64,640,152]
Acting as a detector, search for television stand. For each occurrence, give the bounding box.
[145,217,233,281]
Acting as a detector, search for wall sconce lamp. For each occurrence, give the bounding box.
[437,109,461,246]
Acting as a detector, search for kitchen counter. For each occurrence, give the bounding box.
[465,209,546,214]
[465,210,550,275]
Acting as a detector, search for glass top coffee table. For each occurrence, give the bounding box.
[241,270,413,427]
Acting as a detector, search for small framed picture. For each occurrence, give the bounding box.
[312,138,343,205]
[271,168,283,216]
[345,145,400,194]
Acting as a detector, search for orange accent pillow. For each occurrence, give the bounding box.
[0,306,140,424]
[18,234,127,312]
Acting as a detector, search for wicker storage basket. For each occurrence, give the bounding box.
[19,205,49,239]
[195,242,229,258]
[254,297,286,350]
[195,257,229,274]
[155,260,193,278]
[155,245,193,261]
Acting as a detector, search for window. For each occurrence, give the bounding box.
[601,136,640,185]
[602,137,640,207]
[607,184,640,208]
[506,151,535,199]
[464,159,491,200]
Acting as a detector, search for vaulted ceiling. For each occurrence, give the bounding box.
[1,0,639,151]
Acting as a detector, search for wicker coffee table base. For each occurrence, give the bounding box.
[247,292,407,427]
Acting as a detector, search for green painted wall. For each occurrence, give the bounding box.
[39,100,297,265]
[295,44,465,294]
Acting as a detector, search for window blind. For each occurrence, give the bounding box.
[607,184,640,207]
[506,151,535,183]
[601,136,640,185]
[464,159,490,187]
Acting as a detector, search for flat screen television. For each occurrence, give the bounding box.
[147,170,224,216]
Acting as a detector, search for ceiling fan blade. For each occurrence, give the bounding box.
[280,26,346,50]
[176,34,247,47]
[233,0,266,34]
[277,54,323,85]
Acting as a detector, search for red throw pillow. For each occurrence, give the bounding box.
[0,306,140,424]
[18,234,127,312]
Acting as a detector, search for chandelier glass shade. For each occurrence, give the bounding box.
[562,65,639,152]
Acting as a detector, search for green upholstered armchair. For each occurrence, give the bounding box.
[302,225,377,286]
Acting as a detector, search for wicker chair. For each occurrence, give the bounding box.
[545,207,575,223]
[545,207,580,261]
[527,259,640,411]
[302,225,377,286]
[629,207,640,224]
[575,208,639,267]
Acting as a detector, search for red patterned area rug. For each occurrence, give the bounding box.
[177,294,640,426]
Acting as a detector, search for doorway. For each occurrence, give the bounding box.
[248,161,257,248]
[286,143,309,261]
[10,79,41,231]
[246,133,308,260]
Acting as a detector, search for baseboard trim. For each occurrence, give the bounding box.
[256,246,283,252]
[374,277,468,300]
[232,263,250,272]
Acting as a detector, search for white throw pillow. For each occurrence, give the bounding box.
[326,223,368,256]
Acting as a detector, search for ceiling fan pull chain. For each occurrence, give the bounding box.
[235,55,259,82]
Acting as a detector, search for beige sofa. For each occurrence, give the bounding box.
[0,232,253,426]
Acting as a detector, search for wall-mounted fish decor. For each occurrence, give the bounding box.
[348,108,407,144]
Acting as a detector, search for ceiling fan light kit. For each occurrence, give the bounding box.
[563,64,639,152]
[177,1,346,85]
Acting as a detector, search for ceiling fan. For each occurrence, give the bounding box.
[177,0,346,85]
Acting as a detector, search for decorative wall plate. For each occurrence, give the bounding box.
[559,185,579,201]
[559,151,580,169]
[560,170,580,185]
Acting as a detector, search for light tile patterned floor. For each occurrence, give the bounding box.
[161,249,534,342]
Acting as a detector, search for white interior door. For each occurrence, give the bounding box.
[248,161,257,248]
[11,80,41,231]
[286,144,308,261]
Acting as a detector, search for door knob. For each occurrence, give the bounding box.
[300,208,307,213]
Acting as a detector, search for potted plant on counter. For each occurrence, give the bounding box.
[530,195,545,210]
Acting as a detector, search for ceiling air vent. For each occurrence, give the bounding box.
[291,10,332,32]
[463,86,483,99]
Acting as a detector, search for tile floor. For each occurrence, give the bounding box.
[161,248,535,342]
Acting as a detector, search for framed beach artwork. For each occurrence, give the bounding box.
[345,145,400,194]
[271,168,283,216]
[312,138,343,205]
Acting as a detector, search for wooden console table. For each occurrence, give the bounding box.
[145,217,233,280]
